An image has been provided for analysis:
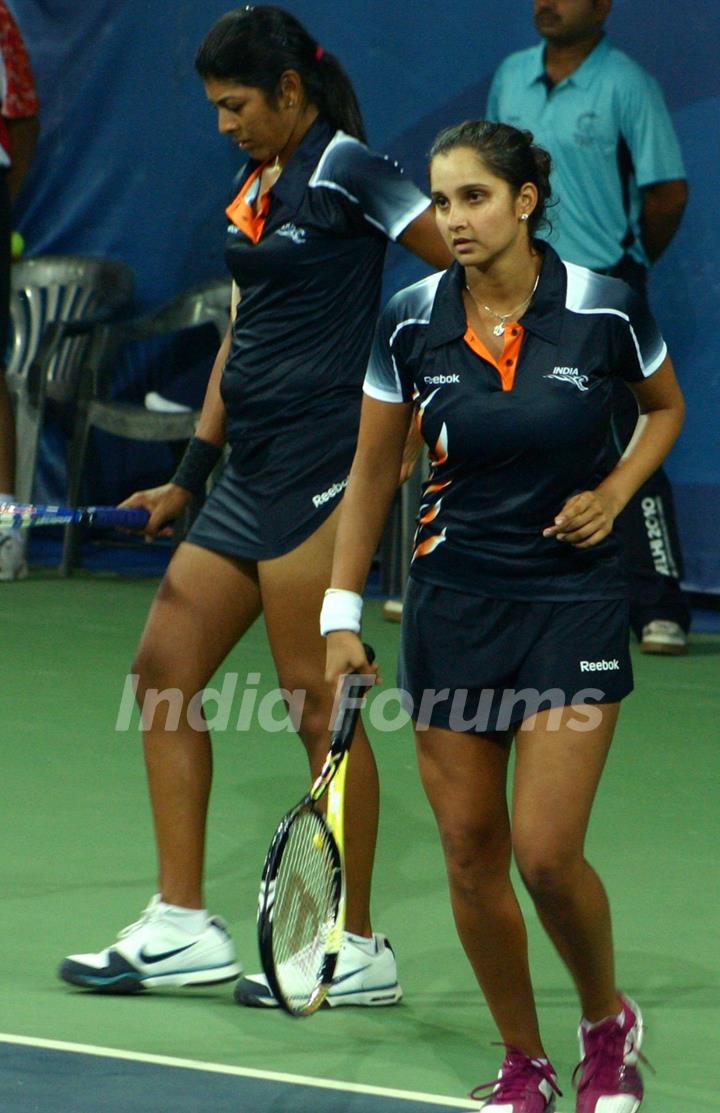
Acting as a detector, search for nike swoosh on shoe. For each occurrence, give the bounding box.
[137,943,197,964]
[331,963,372,986]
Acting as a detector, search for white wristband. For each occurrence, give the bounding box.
[320,588,363,635]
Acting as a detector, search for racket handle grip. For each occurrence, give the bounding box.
[90,507,150,528]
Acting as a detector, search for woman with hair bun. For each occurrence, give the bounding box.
[325,120,684,1110]
[59,6,449,1006]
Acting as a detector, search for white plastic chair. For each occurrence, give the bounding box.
[6,255,135,503]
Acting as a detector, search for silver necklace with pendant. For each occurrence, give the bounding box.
[465,273,540,336]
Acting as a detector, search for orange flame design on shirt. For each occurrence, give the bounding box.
[412,529,447,561]
[430,422,448,466]
[418,499,443,525]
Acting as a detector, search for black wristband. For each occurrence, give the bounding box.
[171,436,222,495]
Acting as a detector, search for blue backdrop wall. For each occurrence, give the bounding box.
[11,0,720,591]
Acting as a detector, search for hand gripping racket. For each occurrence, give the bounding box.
[257,645,376,1017]
[0,502,150,530]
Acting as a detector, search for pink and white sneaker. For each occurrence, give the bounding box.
[574,993,645,1113]
[471,1048,562,1111]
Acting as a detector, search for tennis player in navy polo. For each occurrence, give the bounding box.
[324,120,684,1112]
[60,7,450,1009]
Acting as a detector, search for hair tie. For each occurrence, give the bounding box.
[315,44,324,60]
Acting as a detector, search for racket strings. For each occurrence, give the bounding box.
[272,809,339,1008]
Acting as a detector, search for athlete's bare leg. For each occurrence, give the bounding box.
[132,542,262,908]
[415,724,547,1056]
[512,703,623,1022]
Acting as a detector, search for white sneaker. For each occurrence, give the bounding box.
[234,931,402,1008]
[59,895,241,993]
[0,528,28,581]
[640,620,688,655]
[382,598,403,622]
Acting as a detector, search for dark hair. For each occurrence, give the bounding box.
[195,6,366,143]
[429,120,553,235]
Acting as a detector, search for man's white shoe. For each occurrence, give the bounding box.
[59,895,241,993]
[234,931,402,1008]
[640,619,688,655]
[0,528,28,581]
[382,598,404,623]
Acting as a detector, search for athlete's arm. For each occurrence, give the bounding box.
[398,205,453,270]
[544,355,685,549]
[398,419,425,484]
[191,282,240,445]
[641,180,688,262]
[389,216,448,478]
[325,396,413,679]
[194,324,231,447]
[190,281,239,445]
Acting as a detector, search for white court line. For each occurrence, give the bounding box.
[0,1033,477,1109]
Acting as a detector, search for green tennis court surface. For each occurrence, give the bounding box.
[1,574,718,1111]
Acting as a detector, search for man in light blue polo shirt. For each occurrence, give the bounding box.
[487,0,690,656]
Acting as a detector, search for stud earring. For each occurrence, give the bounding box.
[520,213,529,222]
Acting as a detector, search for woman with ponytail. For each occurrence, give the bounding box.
[325,120,684,1110]
[59,7,449,1005]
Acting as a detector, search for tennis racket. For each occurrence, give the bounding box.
[0,502,150,530]
[257,644,376,1017]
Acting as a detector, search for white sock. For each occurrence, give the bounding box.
[156,901,209,935]
[344,930,377,954]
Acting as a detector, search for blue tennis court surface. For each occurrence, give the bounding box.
[2,1037,479,1113]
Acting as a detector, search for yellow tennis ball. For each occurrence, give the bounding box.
[312,832,324,850]
[11,231,25,258]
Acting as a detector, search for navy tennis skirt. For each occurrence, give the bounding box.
[399,578,634,733]
[187,420,358,561]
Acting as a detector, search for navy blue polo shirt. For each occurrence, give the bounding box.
[364,245,667,601]
[220,117,430,445]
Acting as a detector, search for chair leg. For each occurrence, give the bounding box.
[13,388,42,504]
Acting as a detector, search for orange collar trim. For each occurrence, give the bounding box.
[226,162,272,244]
[463,323,525,392]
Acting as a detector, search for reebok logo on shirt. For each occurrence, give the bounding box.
[579,659,620,672]
[423,374,460,385]
[544,366,589,392]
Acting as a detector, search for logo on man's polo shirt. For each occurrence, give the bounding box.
[544,366,589,392]
[275,222,307,244]
[575,111,599,146]
[423,374,460,385]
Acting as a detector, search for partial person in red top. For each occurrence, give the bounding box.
[0,0,39,581]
